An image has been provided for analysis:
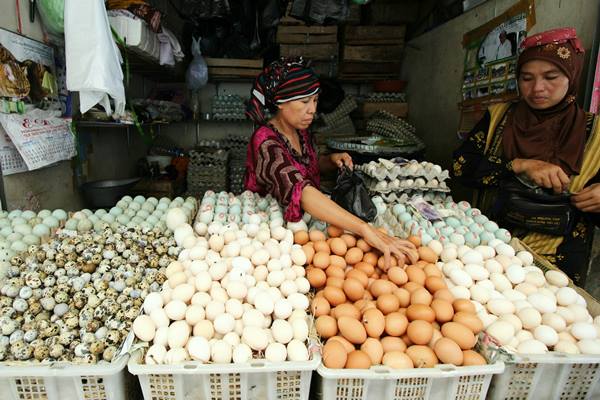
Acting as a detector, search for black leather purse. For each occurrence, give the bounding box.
[495,176,576,236]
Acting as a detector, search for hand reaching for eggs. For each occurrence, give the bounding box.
[359,224,418,270]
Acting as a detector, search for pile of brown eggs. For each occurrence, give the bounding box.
[296,227,487,369]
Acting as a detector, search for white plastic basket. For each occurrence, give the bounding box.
[128,350,320,400]
[0,354,129,400]
[487,353,600,400]
[316,362,505,400]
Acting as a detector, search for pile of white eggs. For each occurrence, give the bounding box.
[63,196,197,234]
[0,209,67,252]
[195,191,284,225]
[132,206,313,365]
[382,200,511,248]
[429,239,600,355]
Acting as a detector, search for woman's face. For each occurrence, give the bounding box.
[277,94,319,130]
[518,59,570,110]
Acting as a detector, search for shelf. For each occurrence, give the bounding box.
[123,47,186,82]
[74,120,169,128]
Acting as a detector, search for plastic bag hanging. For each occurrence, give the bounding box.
[331,167,377,222]
[186,37,209,91]
[64,0,126,117]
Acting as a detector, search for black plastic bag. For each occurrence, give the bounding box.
[331,167,376,222]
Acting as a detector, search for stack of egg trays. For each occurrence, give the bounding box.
[187,146,229,197]
[366,111,424,148]
[321,96,358,127]
[365,92,406,103]
[211,94,247,121]
[221,135,250,194]
[356,159,450,182]
[363,176,450,194]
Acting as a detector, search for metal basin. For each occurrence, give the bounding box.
[80,178,141,209]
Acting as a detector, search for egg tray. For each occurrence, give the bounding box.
[357,160,450,182]
[321,96,358,127]
[365,92,406,103]
[368,110,416,132]
[365,177,451,194]
[373,191,450,205]
[327,135,425,155]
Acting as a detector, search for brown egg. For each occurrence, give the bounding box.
[362,308,385,338]
[406,304,435,323]
[346,269,368,288]
[407,320,433,345]
[369,279,396,298]
[330,238,348,256]
[406,345,438,368]
[462,350,487,366]
[345,350,371,369]
[294,231,309,245]
[401,333,413,346]
[342,278,364,302]
[338,316,367,344]
[333,303,361,320]
[310,296,331,317]
[381,336,407,353]
[345,247,364,265]
[382,351,414,369]
[326,265,345,279]
[433,288,454,303]
[316,315,338,338]
[363,291,374,301]
[430,299,454,323]
[405,265,426,286]
[424,264,443,278]
[326,277,344,289]
[328,255,346,270]
[356,239,371,252]
[327,225,344,238]
[327,336,355,353]
[363,252,379,266]
[415,260,429,268]
[354,261,375,277]
[377,293,400,315]
[302,245,315,264]
[453,312,484,334]
[434,337,464,366]
[361,338,384,365]
[324,286,346,306]
[377,256,398,272]
[313,252,330,269]
[309,230,326,242]
[354,299,369,311]
[340,234,357,248]
[428,328,443,348]
[307,268,327,288]
[441,322,476,350]
[417,247,438,263]
[315,289,325,298]
[397,308,407,316]
[385,312,409,336]
[387,267,408,286]
[322,340,347,368]
[424,276,447,293]
[393,288,411,307]
[407,235,422,247]
[314,241,331,255]
[326,238,333,246]
[453,299,476,314]
[402,281,423,293]
[410,288,433,306]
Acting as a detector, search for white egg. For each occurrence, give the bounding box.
[287,293,309,311]
[571,323,597,340]
[450,285,471,299]
[211,340,233,363]
[440,247,458,262]
[460,250,483,265]
[271,319,294,344]
[490,273,512,292]
[527,293,557,314]
[286,339,309,361]
[145,344,167,365]
[554,340,580,354]
[577,339,600,354]
[428,240,443,256]
[133,315,156,342]
[474,245,495,260]
[295,277,310,294]
[150,308,170,328]
[557,306,576,325]
[534,325,559,346]
[515,282,538,296]
[265,342,287,362]
[556,287,578,306]
[242,308,266,328]
[495,243,515,258]
[209,262,228,281]
[242,326,269,351]
[515,329,534,343]
[517,307,542,330]
[191,292,212,307]
[499,314,522,332]
[164,300,187,321]
[464,264,489,281]
[205,301,226,321]
[274,299,293,320]
[225,299,244,319]
[168,320,191,348]
[484,259,504,274]
[214,313,236,335]
[470,285,491,304]
[487,299,515,316]
[185,305,205,326]
[505,265,526,285]
[517,339,547,354]
[502,289,526,302]
[541,313,566,332]
[449,269,473,287]
[187,336,211,362]
[525,271,546,288]
[172,283,195,303]
[545,270,569,288]
[291,318,309,342]
[227,281,248,300]
[143,292,164,314]
[232,343,253,363]
[193,320,215,340]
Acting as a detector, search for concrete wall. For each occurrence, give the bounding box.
[401,0,599,198]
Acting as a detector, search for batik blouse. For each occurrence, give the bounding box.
[244,125,320,222]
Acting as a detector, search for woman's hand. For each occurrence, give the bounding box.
[512,158,570,193]
[571,183,600,212]
[330,153,353,170]
[360,224,418,269]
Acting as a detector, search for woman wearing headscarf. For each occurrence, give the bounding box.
[245,57,417,267]
[453,28,600,286]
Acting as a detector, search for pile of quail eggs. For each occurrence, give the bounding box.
[0,226,178,364]
[62,196,197,234]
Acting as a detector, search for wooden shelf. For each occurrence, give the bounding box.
[123,47,185,82]
[74,120,169,128]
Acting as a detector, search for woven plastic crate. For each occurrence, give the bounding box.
[128,350,320,400]
[0,355,128,400]
[317,362,504,400]
[484,240,600,400]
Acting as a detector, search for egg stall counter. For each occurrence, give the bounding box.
[127,191,320,400]
[0,196,198,400]
[356,157,600,399]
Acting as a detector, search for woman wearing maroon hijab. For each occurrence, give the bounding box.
[245,57,417,267]
[453,28,600,286]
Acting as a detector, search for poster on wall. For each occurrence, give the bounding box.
[458,0,536,135]
[0,28,74,175]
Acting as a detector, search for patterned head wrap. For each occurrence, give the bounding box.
[246,57,320,125]
[503,28,587,175]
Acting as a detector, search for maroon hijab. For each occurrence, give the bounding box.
[503,28,587,175]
